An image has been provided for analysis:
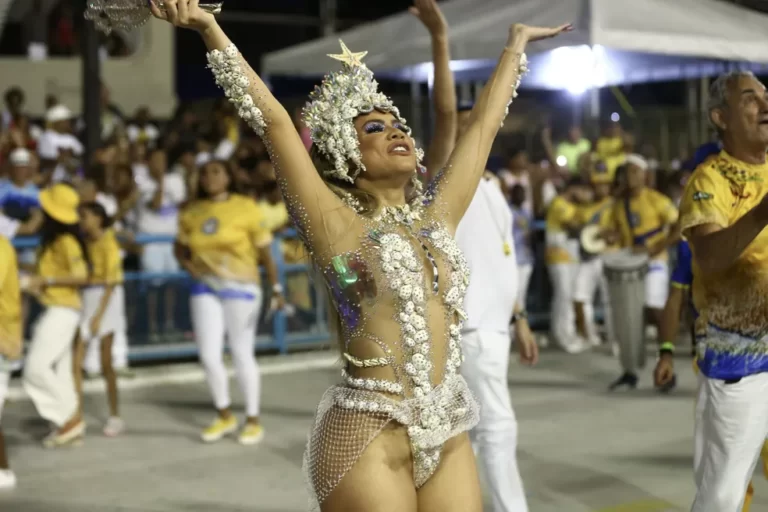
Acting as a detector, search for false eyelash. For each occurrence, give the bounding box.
[363,121,410,134]
[364,122,385,133]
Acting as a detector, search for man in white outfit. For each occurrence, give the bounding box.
[456,172,539,512]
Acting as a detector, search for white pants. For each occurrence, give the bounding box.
[23,307,81,427]
[692,372,768,512]
[645,260,670,310]
[462,330,528,512]
[190,286,262,417]
[573,258,615,342]
[82,286,128,373]
[516,264,533,309]
[548,263,578,351]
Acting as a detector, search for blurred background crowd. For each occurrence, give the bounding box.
[0,0,765,360]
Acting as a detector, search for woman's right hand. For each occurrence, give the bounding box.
[149,0,216,33]
[510,23,573,43]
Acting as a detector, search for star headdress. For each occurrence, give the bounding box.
[302,40,425,184]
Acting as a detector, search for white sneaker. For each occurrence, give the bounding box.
[0,469,17,491]
[563,337,590,354]
[103,417,125,437]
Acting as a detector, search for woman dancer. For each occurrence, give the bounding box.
[151,1,568,509]
[23,183,90,447]
[73,201,125,437]
[175,159,283,445]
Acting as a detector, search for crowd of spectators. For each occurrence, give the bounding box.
[0,84,307,341]
[0,82,704,342]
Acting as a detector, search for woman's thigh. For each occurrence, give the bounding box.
[417,432,483,512]
[321,424,417,512]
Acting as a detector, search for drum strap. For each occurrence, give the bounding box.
[623,197,664,246]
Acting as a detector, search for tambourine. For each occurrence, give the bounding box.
[85,0,224,34]
[579,224,607,255]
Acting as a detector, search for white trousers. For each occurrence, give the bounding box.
[573,258,615,342]
[692,372,768,512]
[83,286,129,373]
[190,288,262,417]
[548,263,578,351]
[23,307,81,427]
[462,330,528,512]
[516,264,533,309]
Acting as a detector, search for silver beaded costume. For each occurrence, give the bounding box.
[206,41,526,510]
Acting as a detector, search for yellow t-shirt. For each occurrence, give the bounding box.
[680,150,768,348]
[596,136,625,179]
[37,233,89,310]
[545,196,579,264]
[609,188,678,261]
[0,236,22,360]
[87,230,123,285]
[258,200,289,232]
[178,194,273,282]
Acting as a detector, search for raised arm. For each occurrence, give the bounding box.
[428,23,570,229]
[150,1,356,256]
[409,0,456,176]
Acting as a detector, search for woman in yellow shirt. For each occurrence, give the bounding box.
[23,183,90,447]
[0,235,22,489]
[176,160,284,445]
[74,202,125,437]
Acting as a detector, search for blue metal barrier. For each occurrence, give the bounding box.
[12,230,332,362]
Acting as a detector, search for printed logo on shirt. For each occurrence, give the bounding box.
[201,218,219,235]
[628,212,640,228]
[692,191,712,201]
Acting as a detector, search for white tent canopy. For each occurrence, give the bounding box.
[262,0,768,87]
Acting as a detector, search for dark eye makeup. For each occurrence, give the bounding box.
[362,120,411,135]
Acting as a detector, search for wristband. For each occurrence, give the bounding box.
[659,341,675,355]
[272,283,284,294]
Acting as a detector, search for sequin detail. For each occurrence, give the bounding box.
[207,44,267,137]
[502,53,529,127]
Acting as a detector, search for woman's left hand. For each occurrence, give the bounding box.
[409,0,448,37]
[511,23,573,43]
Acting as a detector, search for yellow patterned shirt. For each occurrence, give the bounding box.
[0,236,22,360]
[680,150,768,379]
[178,194,273,283]
[37,234,89,310]
[609,188,678,262]
[87,230,123,285]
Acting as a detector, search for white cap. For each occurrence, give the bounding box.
[625,154,648,171]
[46,104,73,123]
[9,148,31,166]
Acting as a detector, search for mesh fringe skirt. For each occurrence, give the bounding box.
[303,373,479,510]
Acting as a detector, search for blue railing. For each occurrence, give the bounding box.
[12,222,556,363]
[12,229,332,362]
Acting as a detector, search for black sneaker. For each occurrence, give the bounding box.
[609,372,638,391]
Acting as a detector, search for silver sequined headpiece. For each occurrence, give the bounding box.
[302,40,425,184]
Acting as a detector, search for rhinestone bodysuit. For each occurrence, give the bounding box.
[203,43,533,510]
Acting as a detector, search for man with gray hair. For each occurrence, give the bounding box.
[679,70,768,511]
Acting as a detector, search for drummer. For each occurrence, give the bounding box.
[545,177,592,353]
[573,158,616,348]
[601,154,680,389]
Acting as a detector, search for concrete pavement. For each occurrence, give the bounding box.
[0,348,765,511]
